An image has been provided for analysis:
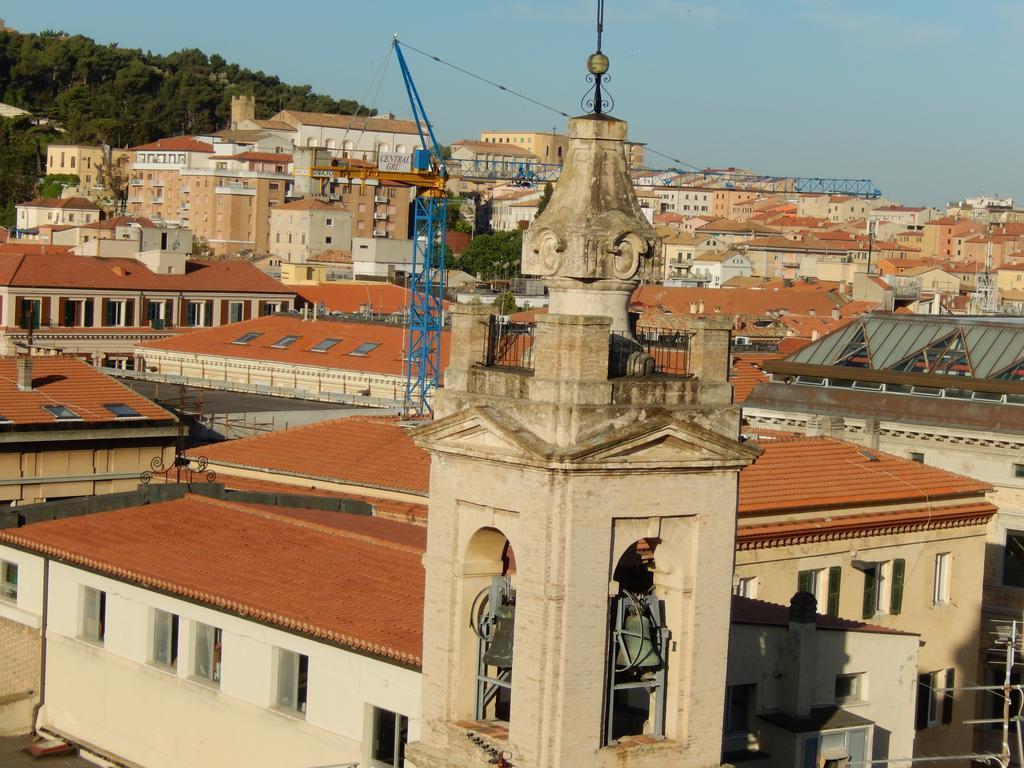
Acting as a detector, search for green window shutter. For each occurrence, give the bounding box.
[827,566,842,617]
[797,570,813,595]
[942,669,955,724]
[862,566,877,620]
[891,559,906,615]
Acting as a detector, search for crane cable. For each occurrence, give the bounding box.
[397,39,706,174]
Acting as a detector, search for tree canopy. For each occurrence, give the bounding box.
[454,230,523,280]
[0,28,374,225]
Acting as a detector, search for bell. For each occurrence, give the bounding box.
[482,603,516,668]
[616,613,661,670]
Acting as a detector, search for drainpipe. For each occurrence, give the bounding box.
[31,556,50,735]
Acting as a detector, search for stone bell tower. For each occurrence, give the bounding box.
[406,46,758,768]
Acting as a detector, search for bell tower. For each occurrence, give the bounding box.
[406,17,758,768]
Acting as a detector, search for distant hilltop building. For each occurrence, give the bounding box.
[961,195,1014,210]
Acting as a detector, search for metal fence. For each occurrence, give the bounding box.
[484,317,536,370]
[608,330,692,378]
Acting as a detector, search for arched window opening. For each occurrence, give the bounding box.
[469,537,516,723]
[605,538,669,745]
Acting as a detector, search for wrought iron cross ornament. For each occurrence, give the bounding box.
[583,0,614,114]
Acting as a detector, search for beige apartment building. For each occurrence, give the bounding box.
[15,197,100,232]
[45,145,131,191]
[269,198,351,263]
[479,130,568,164]
[735,435,995,758]
[128,136,291,256]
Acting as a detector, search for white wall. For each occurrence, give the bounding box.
[14,558,421,768]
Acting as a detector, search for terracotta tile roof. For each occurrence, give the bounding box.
[633,285,843,318]
[731,596,914,635]
[129,136,215,153]
[0,251,292,294]
[141,314,445,377]
[211,474,427,523]
[738,436,992,516]
[197,416,430,496]
[18,197,100,210]
[273,198,343,212]
[273,110,420,135]
[211,152,292,163]
[296,281,450,315]
[0,495,426,664]
[451,140,539,159]
[730,354,781,403]
[86,215,157,230]
[0,356,173,426]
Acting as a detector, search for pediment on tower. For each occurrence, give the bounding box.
[564,413,762,469]
[411,405,553,462]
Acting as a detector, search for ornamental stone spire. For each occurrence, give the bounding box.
[522,114,659,332]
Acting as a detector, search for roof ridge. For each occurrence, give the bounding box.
[195,494,424,555]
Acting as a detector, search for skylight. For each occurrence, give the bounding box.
[104,403,142,419]
[349,342,381,357]
[232,332,263,345]
[311,338,341,353]
[270,335,301,349]
[43,404,81,421]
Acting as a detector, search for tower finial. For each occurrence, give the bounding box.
[583,0,612,114]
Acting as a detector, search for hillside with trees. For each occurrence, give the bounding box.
[0,28,373,225]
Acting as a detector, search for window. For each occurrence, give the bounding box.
[1015,464,1024,479]
[270,335,300,349]
[151,609,179,669]
[44,404,81,421]
[916,669,954,729]
[1,561,17,601]
[835,673,863,703]
[275,649,308,714]
[801,728,869,768]
[311,338,341,353]
[325,218,333,226]
[798,567,842,616]
[1003,532,1024,587]
[232,331,262,345]
[734,576,757,599]
[104,403,142,419]
[325,236,332,245]
[862,559,904,618]
[350,342,381,357]
[193,622,222,685]
[933,553,951,605]
[228,302,244,324]
[370,706,408,768]
[909,452,925,463]
[724,684,754,736]
[81,586,106,643]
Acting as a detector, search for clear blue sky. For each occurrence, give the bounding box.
[7,0,1023,206]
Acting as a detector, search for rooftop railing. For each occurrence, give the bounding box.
[484,316,535,371]
[609,330,692,378]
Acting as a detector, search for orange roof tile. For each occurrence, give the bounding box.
[296,282,450,315]
[197,417,430,495]
[633,285,843,317]
[197,416,430,496]
[211,151,292,163]
[730,354,781,404]
[0,356,173,426]
[731,595,913,635]
[0,495,425,664]
[274,198,343,212]
[18,197,100,210]
[738,436,991,516]
[0,251,292,294]
[140,315,445,377]
[130,136,215,153]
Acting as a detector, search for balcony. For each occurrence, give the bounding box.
[127,197,143,205]
[151,197,164,205]
[373,212,387,221]
[151,180,165,187]
[372,230,388,238]
[180,202,190,211]
[130,179,143,187]
[180,186,190,194]
[374,195,388,204]
[215,185,256,196]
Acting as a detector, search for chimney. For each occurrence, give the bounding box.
[831,308,841,320]
[782,591,818,719]
[16,355,32,391]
